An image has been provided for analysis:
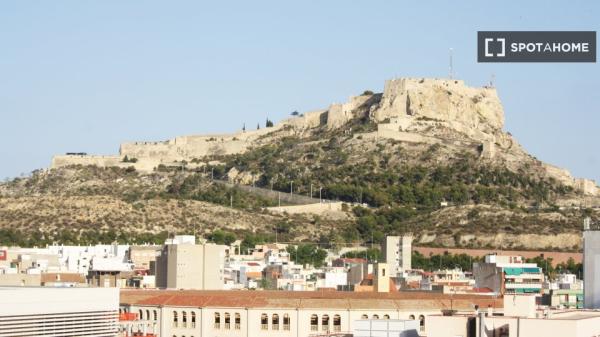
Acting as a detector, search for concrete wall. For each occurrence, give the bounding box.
[584,230,600,308]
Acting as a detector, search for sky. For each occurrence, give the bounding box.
[0,1,598,182]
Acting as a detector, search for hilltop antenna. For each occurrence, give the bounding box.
[449,48,454,79]
[490,73,496,88]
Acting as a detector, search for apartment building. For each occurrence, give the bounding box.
[382,235,412,277]
[155,239,228,290]
[473,254,544,295]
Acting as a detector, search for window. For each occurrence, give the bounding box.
[225,312,231,329]
[283,314,290,331]
[409,314,415,320]
[310,314,318,331]
[382,268,386,276]
[333,315,341,332]
[214,312,221,329]
[153,310,158,321]
[361,314,368,319]
[322,314,329,331]
[419,315,425,332]
[173,311,178,328]
[182,311,187,328]
[270,314,278,330]
[191,312,196,328]
[146,310,150,321]
[372,314,379,320]
[261,313,268,330]
[383,314,390,319]
[139,310,143,320]
[235,313,241,330]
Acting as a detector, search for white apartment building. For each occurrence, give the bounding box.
[0,287,119,337]
[382,236,412,277]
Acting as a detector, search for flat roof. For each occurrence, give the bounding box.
[120,290,502,310]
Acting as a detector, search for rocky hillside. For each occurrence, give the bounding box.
[1,77,598,250]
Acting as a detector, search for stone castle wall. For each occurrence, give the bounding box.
[48,77,600,196]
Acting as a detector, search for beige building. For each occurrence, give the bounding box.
[156,242,227,290]
[128,245,161,272]
[383,236,412,277]
[120,289,500,337]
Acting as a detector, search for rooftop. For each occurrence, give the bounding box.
[120,290,502,310]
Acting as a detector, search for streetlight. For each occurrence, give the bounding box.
[319,187,323,203]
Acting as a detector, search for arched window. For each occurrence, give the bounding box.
[361,314,368,319]
[182,311,187,328]
[419,315,425,332]
[409,314,415,320]
[310,314,318,331]
[225,312,231,329]
[191,311,196,328]
[173,311,178,328]
[139,310,143,320]
[383,314,390,319]
[235,313,241,330]
[272,314,279,330]
[214,312,221,329]
[261,313,268,330]
[333,314,341,332]
[372,314,379,320]
[322,314,330,331]
[146,310,150,321]
[283,313,290,331]
[153,310,158,321]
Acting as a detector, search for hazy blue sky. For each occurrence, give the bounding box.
[1,1,598,182]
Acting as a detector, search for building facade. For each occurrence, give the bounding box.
[0,287,119,337]
[583,220,600,308]
[382,236,412,277]
[156,242,227,290]
[120,289,500,337]
[473,254,544,295]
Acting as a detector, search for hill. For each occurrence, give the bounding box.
[1,77,598,250]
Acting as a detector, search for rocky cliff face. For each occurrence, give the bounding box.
[49,77,599,197]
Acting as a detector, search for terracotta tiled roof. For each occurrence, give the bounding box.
[120,289,502,310]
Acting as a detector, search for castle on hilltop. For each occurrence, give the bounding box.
[50,77,598,197]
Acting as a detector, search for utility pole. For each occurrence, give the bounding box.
[211,167,214,180]
[319,187,322,204]
[230,194,233,208]
[310,184,313,199]
[290,181,293,199]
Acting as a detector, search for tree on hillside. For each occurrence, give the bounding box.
[291,110,299,116]
[266,118,274,127]
[287,244,327,267]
